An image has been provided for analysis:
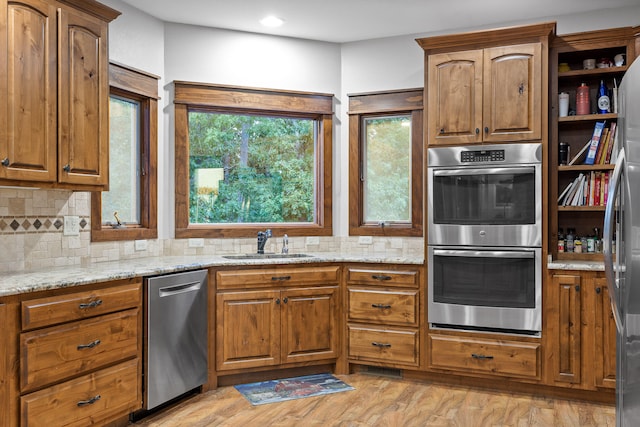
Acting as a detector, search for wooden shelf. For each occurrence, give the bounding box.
[558,205,606,212]
[558,113,617,123]
[558,65,628,78]
[555,252,604,262]
[558,164,615,172]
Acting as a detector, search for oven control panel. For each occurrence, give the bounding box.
[460,149,505,163]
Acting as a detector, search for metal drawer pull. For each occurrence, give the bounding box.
[371,274,392,281]
[371,342,392,348]
[79,299,102,309]
[77,395,101,407]
[77,339,101,350]
[471,353,494,360]
[271,275,291,281]
[371,303,391,309]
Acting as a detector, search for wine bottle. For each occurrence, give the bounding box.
[598,80,610,114]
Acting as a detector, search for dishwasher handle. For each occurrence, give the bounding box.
[158,281,202,297]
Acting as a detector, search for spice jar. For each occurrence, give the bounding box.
[574,240,583,253]
[576,83,590,115]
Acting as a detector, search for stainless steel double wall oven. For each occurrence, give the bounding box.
[427,143,543,334]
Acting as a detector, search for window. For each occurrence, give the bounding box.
[91,63,159,242]
[174,82,333,238]
[348,89,423,236]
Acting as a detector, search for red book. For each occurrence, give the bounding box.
[603,172,610,205]
[594,171,601,206]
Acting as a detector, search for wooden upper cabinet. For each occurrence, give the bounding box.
[483,43,542,142]
[58,6,109,187]
[427,50,483,145]
[0,0,57,182]
[0,0,119,189]
[427,43,542,145]
[418,22,554,146]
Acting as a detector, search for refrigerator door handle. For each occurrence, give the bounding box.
[604,149,625,334]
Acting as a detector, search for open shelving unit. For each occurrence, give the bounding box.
[549,27,636,261]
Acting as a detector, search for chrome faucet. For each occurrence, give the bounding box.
[282,234,289,254]
[257,229,272,254]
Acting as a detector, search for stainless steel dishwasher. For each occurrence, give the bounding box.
[144,269,208,410]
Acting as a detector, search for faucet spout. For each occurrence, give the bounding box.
[257,229,272,254]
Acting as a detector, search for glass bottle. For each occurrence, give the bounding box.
[566,228,575,253]
[597,80,610,114]
[557,228,565,253]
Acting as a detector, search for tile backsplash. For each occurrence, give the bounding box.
[0,188,424,273]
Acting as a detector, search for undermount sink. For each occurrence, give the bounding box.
[222,253,314,260]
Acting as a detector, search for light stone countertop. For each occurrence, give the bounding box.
[547,260,604,271]
[0,253,424,298]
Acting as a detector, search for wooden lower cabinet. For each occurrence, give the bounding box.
[545,270,616,390]
[2,279,143,427]
[346,265,423,369]
[429,334,540,379]
[20,358,139,427]
[215,266,340,372]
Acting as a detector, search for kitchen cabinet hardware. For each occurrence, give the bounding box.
[475,128,480,134]
[596,287,602,294]
[63,164,70,172]
[371,303,392,309]
[440,128,445,134]
[76,339,101,350]
[1,158,8,166]
[271,275,291,281]
[283,297,288,304]
[519,83,525,94]
[79,299,103,309]
[576,285,581,292]
[471,353,494,360]
[484,126,489,133]
[76,394,101,407]
[371,274,392,281]
[371,342,392,348]
[276,298,281,305]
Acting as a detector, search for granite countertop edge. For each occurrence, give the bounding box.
[0,253,425,297]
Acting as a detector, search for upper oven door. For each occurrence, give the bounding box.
[428,144,542,247]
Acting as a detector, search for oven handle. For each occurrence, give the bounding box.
[432,166,536,177]
[433,249,535,259]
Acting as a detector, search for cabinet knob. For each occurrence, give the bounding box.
[575,285,580,292]
[63,164,71,172]
[484,127,489,134]
[596,287,602,294]
[440,128,445,134]
[475,128,480,135]
[283,297,288,304]
[1,158,8,166]
[276,298,281,305]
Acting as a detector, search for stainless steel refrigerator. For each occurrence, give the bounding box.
[604,57,640,426]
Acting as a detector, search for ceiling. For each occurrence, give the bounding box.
[119,0,639,43]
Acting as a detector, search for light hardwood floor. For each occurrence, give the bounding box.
[133,374,615,426]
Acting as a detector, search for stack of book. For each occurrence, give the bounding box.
[567,121,617,166]
[558,170,610,206]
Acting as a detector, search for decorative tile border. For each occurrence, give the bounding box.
[0,216,89,234]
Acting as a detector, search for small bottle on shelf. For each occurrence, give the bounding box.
[566,228,575,253]
[558,228,565,253]
[597,80,610,114]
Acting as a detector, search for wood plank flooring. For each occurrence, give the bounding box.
[132,373,615,426]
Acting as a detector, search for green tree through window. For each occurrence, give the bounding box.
[188,112,316,224]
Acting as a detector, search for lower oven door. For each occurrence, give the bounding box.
[428,246,542,333]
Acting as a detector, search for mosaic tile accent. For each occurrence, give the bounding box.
[0,216,90,234]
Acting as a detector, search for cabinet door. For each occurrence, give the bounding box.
[0,0,56,182]
[594,276,616,389]
[281,286,339,363]
[216,290,280,371]
[57,6,109,187]
[483,43,542,142]
[547,274,582,385]
[427,50,483,145]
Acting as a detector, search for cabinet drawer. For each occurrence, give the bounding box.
[21,358,140,427]
[21,309,139,392]
[347,268,418,288]
[348,325,418,366]
[217,266,339,289]
[429,334,540,379]
[21,281,142,330]
[348,288,418,326]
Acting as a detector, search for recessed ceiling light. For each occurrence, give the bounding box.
[260,15,284,28]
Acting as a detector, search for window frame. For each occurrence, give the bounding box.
[174,82,333,238]
[348,88,423,237]
[91,62,159,242]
